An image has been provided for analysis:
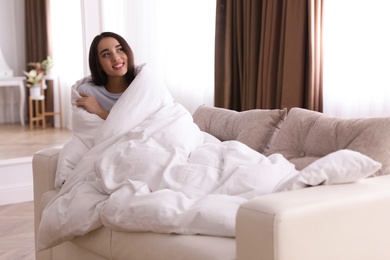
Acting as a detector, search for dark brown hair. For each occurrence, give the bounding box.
[89,32,135,86]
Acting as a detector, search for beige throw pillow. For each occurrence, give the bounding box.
[192,105,287,154]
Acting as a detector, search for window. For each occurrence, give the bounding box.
[101,0,217,113]
[323,1,390,118]
[50,0,216,128]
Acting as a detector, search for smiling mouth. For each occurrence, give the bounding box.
[113,62,125,70]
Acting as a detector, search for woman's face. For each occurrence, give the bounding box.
[97,37,128,78]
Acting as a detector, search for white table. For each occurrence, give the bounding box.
[0,76,26,125]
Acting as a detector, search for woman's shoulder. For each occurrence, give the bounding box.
[78,82,104,93]
[78,81,96,90]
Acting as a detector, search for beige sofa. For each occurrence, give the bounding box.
[33,106,390,260]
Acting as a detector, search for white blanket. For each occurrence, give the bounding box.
[37,64,381,251]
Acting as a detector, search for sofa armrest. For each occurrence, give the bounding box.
[33,147,61,204]
[33,147,62,260]
[236,175,390,260]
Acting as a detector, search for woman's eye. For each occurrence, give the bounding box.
[102,52,110,57]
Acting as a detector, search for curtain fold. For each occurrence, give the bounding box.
[215,0,323,112]
[25,0,54,125]
[307,0,323,111]
[214,0,229,109]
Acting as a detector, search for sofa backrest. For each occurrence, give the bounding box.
[266,107,390,176]
[193,106,390,177]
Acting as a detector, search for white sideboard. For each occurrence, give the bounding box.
[0,76,26,125]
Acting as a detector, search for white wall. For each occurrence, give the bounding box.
[0,0,26,124]
[0,0,25,77]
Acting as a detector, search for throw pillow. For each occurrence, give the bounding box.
[192,105,287,154]
[274,149,382,192]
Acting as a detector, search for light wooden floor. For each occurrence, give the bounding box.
[0,123,73,159]
[0,201,35,260]
[0,123,72,260]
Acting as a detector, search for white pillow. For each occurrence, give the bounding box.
[274,149,382,192]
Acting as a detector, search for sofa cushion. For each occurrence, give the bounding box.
[111,231,235,260]
[266,107,390,176]
[192,105,287,154]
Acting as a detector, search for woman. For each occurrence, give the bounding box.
[76,32,136,119]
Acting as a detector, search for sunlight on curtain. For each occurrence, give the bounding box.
[101,0,216,113]
[50,0,85,129]
[323,0,390,118]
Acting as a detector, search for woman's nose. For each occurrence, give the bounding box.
[112,54,121,62]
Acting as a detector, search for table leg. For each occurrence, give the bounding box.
[19,81,25,125]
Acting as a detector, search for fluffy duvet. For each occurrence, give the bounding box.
[37,64,381,251]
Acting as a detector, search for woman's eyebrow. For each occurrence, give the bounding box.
[99,45,122,55]
[99,49,109,55]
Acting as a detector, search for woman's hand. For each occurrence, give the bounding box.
[76,92,109,120]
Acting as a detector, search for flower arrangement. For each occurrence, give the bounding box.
[23,56,54,88]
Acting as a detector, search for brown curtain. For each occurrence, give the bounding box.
[25,0,54,125]
[307,0,323,111]
[215,0,323,112]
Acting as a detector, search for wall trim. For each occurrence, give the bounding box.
[0,157,33,206]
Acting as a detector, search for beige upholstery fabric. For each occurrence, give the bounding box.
[266,108,390,176]
[192,105,287,154]
[237,174,390,260]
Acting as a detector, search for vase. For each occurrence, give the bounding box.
[29,84,42,98]
[45,68,52,76]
